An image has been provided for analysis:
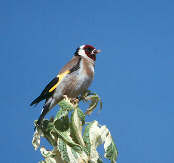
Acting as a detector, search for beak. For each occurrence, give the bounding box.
[93,49,101,54]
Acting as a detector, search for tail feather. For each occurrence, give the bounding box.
[30,96,44,106]
[34,103,50,130]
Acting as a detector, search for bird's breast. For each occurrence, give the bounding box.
[75,59,94,92]
[54,58,94,99]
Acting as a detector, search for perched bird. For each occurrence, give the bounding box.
[30,44,101,128]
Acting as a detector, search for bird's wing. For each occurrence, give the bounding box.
[30,56,81,106]
[59,55,81,74]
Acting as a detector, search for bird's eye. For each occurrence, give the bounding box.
[85,47,93,54]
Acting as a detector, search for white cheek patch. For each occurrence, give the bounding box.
[78,45,87,58]
[78,49,86,57]
[78,49,94,63]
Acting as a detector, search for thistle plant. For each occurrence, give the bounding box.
[32,91,118,163]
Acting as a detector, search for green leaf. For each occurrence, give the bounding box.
[41,120,57,147]
[40,147,64,163]
[85,121,101,162]
[53,127,82,152]
[57,138,70,162]
[104,137,118,163]
[54,114,69,132]
[55,108,69,120]
[70,108,85,147]
[84,94,102,115]
[83,121,118,163]
[58,99,74,113]
[77,107,85,126]
[57,137,89,163]
[32,91,118,163]
[97,157,103,163]
[42,119,54,132]
[71,147,78,159]
[83,121,95,156]
[32,128,42,150]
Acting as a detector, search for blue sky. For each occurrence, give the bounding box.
[1,0,174,162]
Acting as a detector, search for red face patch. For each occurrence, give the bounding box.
[83,45,96,61]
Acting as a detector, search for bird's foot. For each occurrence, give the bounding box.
[79,90,91,102]
[63,95,71,103]
[63,95,79,108]
[70,98,79,107]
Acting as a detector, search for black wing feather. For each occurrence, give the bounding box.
[30,77,59,106]
[69,57,81,73]
[30,57,81,106]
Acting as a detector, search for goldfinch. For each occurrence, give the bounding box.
[30,45,101,128]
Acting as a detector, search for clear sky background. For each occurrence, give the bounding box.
[1,0,174,162]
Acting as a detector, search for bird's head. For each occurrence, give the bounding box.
[74,45,101,61]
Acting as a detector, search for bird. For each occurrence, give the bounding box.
[30,44,101,129]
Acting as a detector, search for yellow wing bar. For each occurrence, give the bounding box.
[49,70,70,93]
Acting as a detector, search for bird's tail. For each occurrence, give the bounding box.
[34,103,50,130]
[30,96,44,106]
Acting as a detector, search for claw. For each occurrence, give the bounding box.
[70,98,79,106]
[63,95,79,107]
